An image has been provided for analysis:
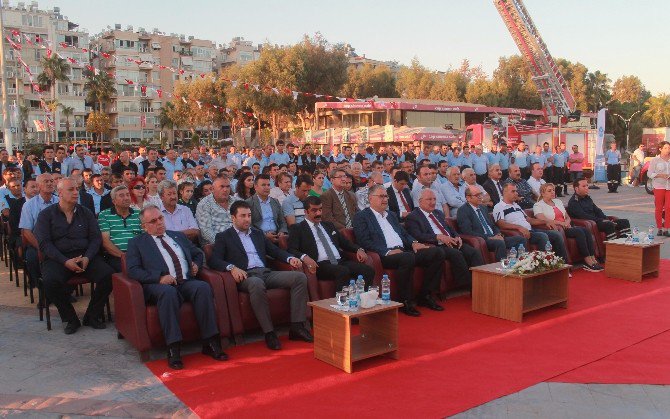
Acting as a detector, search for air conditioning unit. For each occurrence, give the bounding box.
[138,27,145,33]
[188,36,194,41]
[126,25,133,31]
[114,24,121,30]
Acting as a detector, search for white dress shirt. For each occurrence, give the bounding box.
[152,234,188,278]
[305,219,341,262]
[393,186,411,213]
[372,209,404,249]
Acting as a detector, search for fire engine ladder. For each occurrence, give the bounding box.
[493,0,576,118]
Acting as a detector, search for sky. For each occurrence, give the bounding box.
[35,0,670,95]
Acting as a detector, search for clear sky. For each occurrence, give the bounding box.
[36,0,669,94]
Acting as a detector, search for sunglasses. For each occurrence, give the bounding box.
[133,185,146,190]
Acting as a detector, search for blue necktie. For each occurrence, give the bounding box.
[476,208,493,236]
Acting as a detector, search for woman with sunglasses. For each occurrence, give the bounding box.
[129,177,147,210]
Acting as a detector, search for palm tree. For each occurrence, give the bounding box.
[84,71,117,113]
[643,93,670,127]
[43,99,60,144]
[159,102,175,147]
[586,71,611,112]
[37,55,70,143]
[17,104,29,149]
[60,105,75,146]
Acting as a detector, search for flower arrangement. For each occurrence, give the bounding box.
[511,251,565,275]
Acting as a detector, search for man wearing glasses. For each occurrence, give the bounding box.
[321,169,358,231]
[126,205,227,369]
[353,185,445,317]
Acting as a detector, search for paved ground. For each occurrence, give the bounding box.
[0,182,665,418]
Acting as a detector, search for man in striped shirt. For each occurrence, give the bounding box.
[98,185,142,272]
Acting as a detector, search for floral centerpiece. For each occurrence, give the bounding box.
[510,251,565,275]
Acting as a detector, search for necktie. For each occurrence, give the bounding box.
[476,208,494,236]
[428,213,450,237]
[314,222,338,264]
[496,181,503,196]
[157,235,185,284]
[398,189,410,212]
[337,191,352,228]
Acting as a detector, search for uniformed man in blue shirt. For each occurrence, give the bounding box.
[471,145,489,185]
[552,144,567,197]
[605,142,622,193]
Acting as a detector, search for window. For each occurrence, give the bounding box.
[34,49,42,61]
[171,58,179,67]
[21,14,43,27]
[64,35,79,48]
[151,42,161,50]
[115,39,136,49]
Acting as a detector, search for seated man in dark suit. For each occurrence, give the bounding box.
[387,170,414,220]
[482,164,505,207]
[405,188,483,289]
[126,204,228,370]
[208,200,313,351]
[457,185,525,261]
[288,196,375,293]
[33,178,114,334]
[353,185,445,316]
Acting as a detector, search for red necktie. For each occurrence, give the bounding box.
[158,235,185,284]
[398,189,410,212]
[428,213,450,237]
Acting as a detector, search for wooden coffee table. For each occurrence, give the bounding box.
[604,239,662,282]
[307,299,402,373]
[471,263,569,322]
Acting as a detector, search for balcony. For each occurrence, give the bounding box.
[179,50,193,56]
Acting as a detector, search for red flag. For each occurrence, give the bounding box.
[140,85,147,95]
[158,65,166,69]
[59,42,69,48]
[46,49,52,58]
[200,73,205,78]
[178,69,185,75]
[101,52,111,58]
[134,59,142,65]
[85,65,95,73]
[67,57,77,64]
[125,79,134,85]
[156,89,163,98]
[81,48,88,53]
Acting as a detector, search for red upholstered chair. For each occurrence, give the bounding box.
[570,216,616,259]
[203,243,314,344]
[113,254,231,361]
[445,217,497,265]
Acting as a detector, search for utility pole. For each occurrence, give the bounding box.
[613,110,642,154]
[0,5,14,152]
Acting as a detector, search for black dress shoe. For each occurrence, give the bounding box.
[289,326,314,343]
[202,338,229,361]
[417,295,444,311]
[265,331,282,350]
[82,315,106,329]
[399,302,421,317]
[167,344,183,370]
[64,319,81,335]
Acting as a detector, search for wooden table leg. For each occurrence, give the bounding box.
[312,308,352,373]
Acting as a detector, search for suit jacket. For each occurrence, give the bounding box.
[352,207,415,256]
[405,208,458,245]
[100,193,113,213]
[79,189,95,214]
[482,178,504,206]
[456,203,500,239]
[208,226,293,272]
[287,220,361,261]
[246,195,288,234]
[8,196,25,245]
[321,188,358,230]
[387,185,414,219]
[126,230,204,285]
[38,159,62,175]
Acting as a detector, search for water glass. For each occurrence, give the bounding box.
[500,258,511,271]
[368,285,379,296]
[336,291,348,307]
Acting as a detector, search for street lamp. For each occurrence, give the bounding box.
[612,110,642,153]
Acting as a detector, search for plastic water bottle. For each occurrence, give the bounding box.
[632,226,640,243]
[381,274,391,304]
[545,241,553,253]
[517,243,526,258]
[648,225,655,243]
[508,247,518,267]
[348,279,359,311]
[356,275,365,294]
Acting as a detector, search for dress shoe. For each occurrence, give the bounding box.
[82,315,106,329]
[202,337,229,361]
[289,326,314,343]
[64,319,81,335]
[417,295,444,311]
[265,331,282,350]
[167,344,183,370]
[399,301,421,317]
[658,230,664,237]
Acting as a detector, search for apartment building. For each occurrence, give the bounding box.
[91,25,216,144]
[216,37,261,69]
[0,0,91,146]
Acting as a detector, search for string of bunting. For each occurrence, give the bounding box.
[4,29,388,129]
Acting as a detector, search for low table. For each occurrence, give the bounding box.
[471,263,569,322]
[604,239,661,282]
[307,299,403,373]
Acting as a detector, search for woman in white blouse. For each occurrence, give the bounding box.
[647,141,670,236]
[533,183,602,272]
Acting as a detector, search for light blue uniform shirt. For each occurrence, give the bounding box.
[486,152,499,165]
[448,154,464,167]
[499,152,511,170]
[19,194,59,230]
[529,153,546,167]
[471,153,489,175]
[513,150,529,168]
[162,158,184,180]
[553,152,566,168]
[270,152,290,165]
[605,150,621,164]
[541,151,554,167]
[461,153,474,168]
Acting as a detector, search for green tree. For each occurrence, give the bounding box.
[585,70,611,112]
[491,55,542,109]
[643,93,670,127]
[465,78,500,105]
[60,105,74,144]
[340,64,397,99]
[611,75,650,105]
[84,71,117,112]
[555,59,590,112]
[86,111,111,145]
[395,58,436,99]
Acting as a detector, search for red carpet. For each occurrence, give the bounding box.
[147,261,670,418]
[550,330,670,385]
